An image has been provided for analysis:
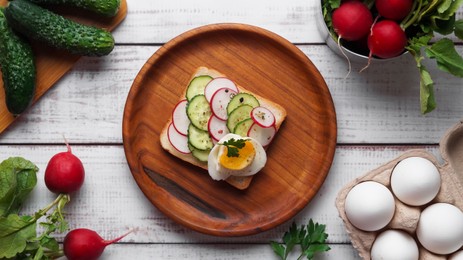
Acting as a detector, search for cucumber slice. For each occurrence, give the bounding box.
[187,94,211,131]
[226,93,260,115]
[186,75,213,101]
[233,118,254,137]
[188,124,213,150]
[227,104,253,132]
[188,144,210,162]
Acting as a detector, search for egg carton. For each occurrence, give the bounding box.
[336,121,463,260]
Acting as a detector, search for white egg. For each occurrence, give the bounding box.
[371,230,419,260]
[344,181,395,231]
[391,157,441,206]
[417,203,463,255]
[207,133,267,181]
[450,250,463,260]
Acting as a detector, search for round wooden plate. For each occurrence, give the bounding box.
[122,23,337,236]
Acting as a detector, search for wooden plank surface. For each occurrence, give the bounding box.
[0,45,461,144]
[2,145,438,242]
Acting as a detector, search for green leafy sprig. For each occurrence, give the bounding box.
[270,219,330,260]
[220,138,247,157]
[0,157,69,259]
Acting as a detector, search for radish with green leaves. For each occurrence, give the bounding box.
[44,141,85,194]
[375,0,413,21]
[331,1,373,41]
[368,20,407,59]
[64,228,133,260]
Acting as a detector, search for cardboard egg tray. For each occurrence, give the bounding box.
[336,121,463,259]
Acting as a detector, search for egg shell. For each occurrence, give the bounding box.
[449,250,463,260]
[344,181,395,231]
[416,203,463,255]
[370,229,419,260]
[391,157,441,206]
[336,121,463,260]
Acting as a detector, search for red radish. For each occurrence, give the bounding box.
[367,20,407,59]
[167,123,191,154]
[210,87,238,120]
[172,99,189,136]
[204,77,239,103]
[251,106,275,128]
[44,141,85,194]
[208,115,229,141]
[248,123,276,147]
[64,228,133,260]
[332,1,373,41]
[376,0,413,21]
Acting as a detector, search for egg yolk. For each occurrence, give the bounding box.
[219,140,256,170]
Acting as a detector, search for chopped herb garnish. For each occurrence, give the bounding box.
[220,138,246,157]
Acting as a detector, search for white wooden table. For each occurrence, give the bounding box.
[1,0,463,259]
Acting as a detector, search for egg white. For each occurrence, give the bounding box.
[207,133,267,181]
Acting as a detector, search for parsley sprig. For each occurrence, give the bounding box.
[220,138,246,157]
[270,219,330,260]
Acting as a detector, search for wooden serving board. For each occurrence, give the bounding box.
[0,0,127,134]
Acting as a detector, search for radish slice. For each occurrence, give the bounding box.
[208,115,230,141]
[251,106,275,128]
[167,123,191,154]
[172,99,189,136]
[204,77,239,103]
[210,88,238,120]
[248,123,276,147]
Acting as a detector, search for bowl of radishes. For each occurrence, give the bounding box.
[320,0,463,114]
[320,0,412,62]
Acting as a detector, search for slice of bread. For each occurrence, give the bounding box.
[160,67,287,190]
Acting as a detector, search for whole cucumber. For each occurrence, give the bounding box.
[0,7,36,115]
[28,0,121,17]
[5,0,115,57]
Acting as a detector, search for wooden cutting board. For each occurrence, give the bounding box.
[0,0,127,134]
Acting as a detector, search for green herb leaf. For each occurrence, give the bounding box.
[270,241,286,259]
[271,219,330,260]
[0,214,37,258]
[220,138,246,157]
[419,64,436,114]
[425,38,463,77]
[0,157,38,216]
[407,35,437,114]
[454,19,463,39]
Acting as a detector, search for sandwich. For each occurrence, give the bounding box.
[160,67,287,190]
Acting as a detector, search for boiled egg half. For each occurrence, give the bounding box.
[208,133,267,181]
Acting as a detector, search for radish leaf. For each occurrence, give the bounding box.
[0,157,38,216]
[419,66,436,114]
[454,19,463,39]
[425,38,463,77]
[0,214,36,258]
